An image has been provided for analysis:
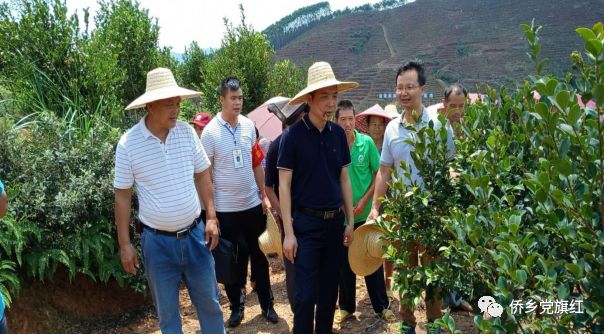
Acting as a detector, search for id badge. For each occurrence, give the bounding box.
[233,148,243,169]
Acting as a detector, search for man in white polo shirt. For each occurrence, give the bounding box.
[201,77,278,328]
[114,68,224,334]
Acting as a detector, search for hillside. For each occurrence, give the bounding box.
[274,0,604,110]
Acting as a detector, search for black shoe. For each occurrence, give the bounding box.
[227,308,244,328]
[262,306,279,323]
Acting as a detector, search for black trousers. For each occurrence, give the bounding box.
[338,222,389,314]
[217,205,274,311]
[292,210,344,334]
[278,218,296,313]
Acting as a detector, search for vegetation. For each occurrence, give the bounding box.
[380,21,604,333]
[0,0,305,308]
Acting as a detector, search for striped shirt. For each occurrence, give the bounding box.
[201,112,260,212]
[114,115,210,231]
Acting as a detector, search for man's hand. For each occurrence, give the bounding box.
[343,224,354,247]
[283,233,298,263]
[365,208,379,223]
[205,218,220,251]
[353,198,368,217]
[120,242,138,275]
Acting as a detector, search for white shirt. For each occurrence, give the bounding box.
[201,112,260,212]
[381,106,455,186]
[114,116,210,231]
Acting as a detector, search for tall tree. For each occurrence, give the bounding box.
[202,5,273,114]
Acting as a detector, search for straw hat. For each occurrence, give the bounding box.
[384,104,399,117]
[290,62,358,105]
[125,67,202,110]
[348,220,387,276]
[355,104,393,134]
[258,211,283,259]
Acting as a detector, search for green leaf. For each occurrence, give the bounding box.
[555,159,572,176]
[565,263,581,277]
[546,78,558,96]
[568,105,581,125]
[576,27,596,42]
[534,102,549,119]
[557,284,570,300]
[585,39,603,57]
[559,123,574,134]
[555,90,570,110]
[516,269,527,285]
[559,137,571,157]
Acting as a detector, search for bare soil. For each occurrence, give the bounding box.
[6,259,478,333]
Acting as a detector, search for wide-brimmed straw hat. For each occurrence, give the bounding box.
[355,104,393,134]
[267,97,308,126]
[125,67,202,110]
[290,62,358,105]
[258,211,283,259]
[349,220,387,276]
[384,104,399,117]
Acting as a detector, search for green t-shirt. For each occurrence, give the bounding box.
[348,130,380,223]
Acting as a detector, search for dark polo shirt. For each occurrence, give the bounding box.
[277,114,351,210]
[265,133,282,196]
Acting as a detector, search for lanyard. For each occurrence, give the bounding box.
[223,122,238,145]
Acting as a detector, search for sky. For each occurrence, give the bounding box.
[65,0,383,53]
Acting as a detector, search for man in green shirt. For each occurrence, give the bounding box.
[334,100,395,325]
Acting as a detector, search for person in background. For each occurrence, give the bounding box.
[439,84,467,125]
[190,112,212,138]
[334,100,395,325]
[355,104,395,299]
[0,180,8,334]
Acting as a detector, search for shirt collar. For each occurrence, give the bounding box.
[138,115,154,139]
[301,113,332,132]
[353,129,363,147]
[217,112,240,128]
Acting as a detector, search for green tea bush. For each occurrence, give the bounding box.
[381,21,603,333]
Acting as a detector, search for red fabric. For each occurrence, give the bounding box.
[252,142,265,168]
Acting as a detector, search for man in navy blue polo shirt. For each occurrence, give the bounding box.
[277,61,358,334]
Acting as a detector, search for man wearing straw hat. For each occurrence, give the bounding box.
[334,100,395,325]
[201,77,278,328]
[277,61,356,333]
[366,61,455,333]
[114,68,224,333]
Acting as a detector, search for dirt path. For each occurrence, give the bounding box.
[380,23,396,58]
[116,257,478,334]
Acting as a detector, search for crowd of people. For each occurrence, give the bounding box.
[111,59,469,334]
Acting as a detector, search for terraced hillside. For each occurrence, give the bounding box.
[275,0,604,111]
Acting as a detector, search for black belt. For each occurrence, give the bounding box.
[142,220,198,239]
[299,207,342,220]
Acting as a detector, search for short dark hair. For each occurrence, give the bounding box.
[335,100,355,119]
[396,61,426,86]
[444,83,468,101]
[220,77,241,96]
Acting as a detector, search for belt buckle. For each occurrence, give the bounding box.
[324,210,335,220]
[175,228,188,239]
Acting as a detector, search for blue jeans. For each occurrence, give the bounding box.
[0,311,7,334]
[142,220,225,334]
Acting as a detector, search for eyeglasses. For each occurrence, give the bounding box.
[396,84,421,92]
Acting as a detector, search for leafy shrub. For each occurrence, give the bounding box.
[381,21,604,333]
